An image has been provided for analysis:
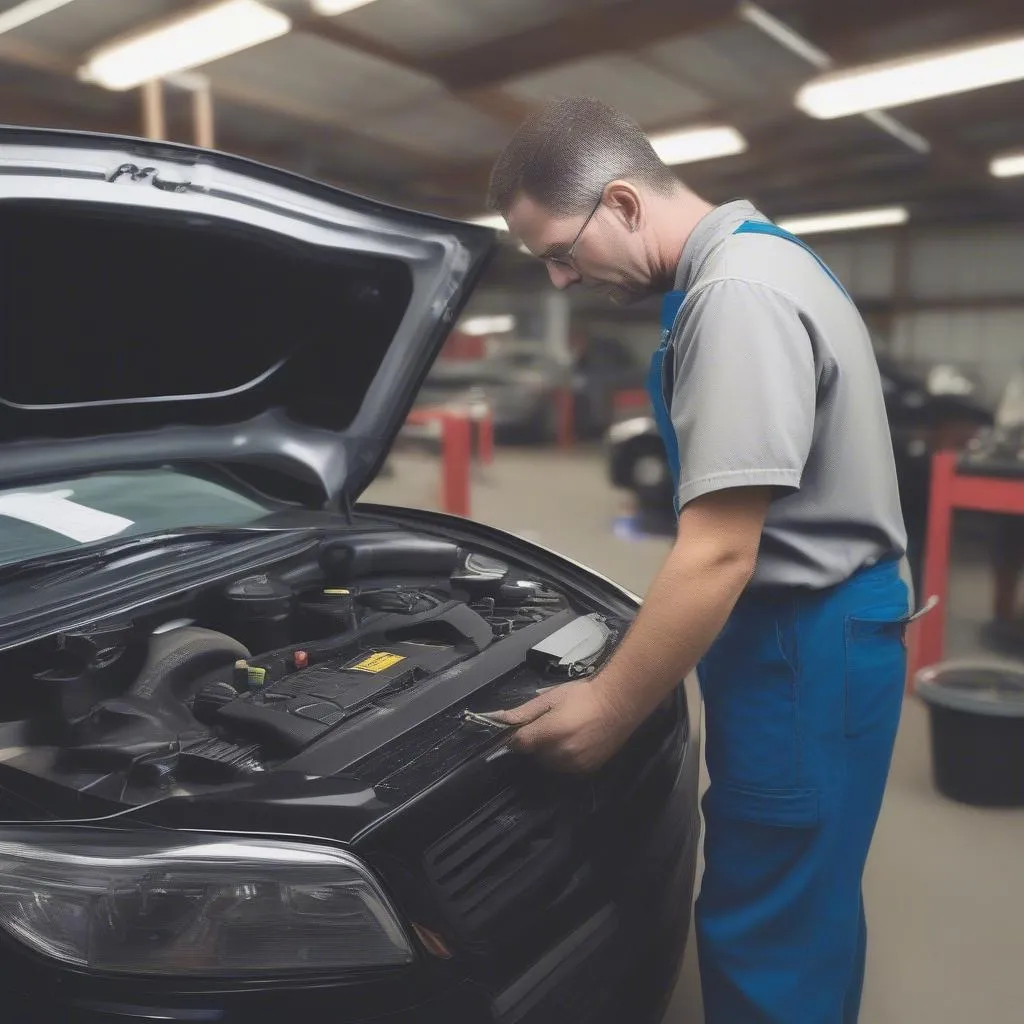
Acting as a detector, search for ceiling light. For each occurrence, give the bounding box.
[796,33,1024,119]
[80,0,291,92]
[460,315,516,336]
[469,214,508,231]
[991,151,1024,178]
[0,0,78,36]
[648,125,747,165]
[776,206,909,236]
[310,0,379,14]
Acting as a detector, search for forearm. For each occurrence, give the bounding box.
[592,531,757,722]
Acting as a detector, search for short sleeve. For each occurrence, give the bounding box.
[669,279,816,510]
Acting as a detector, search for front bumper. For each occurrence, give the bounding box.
[4,672,701,1024]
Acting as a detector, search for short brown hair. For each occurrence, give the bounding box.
[487,97,679,216]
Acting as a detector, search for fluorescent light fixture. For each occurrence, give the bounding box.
[796,33,1024,119]
[991,151,1024,178]
[469,214,508,231]
[0,0,77,36]
[460,315,516,336]
[648,125,747,165]
[80,0,291,92]
[310,0,379,14]
[776,206,909,236]
[739,1,930,155]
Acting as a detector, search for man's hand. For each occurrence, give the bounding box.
[489,679,638,774]
[493,487,772,775]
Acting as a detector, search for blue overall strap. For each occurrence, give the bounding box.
[646,289,687,507]
[733,219,854,303]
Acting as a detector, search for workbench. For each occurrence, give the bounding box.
[909,449,1024,685]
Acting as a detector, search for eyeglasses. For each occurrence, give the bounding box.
[543,191,605,271]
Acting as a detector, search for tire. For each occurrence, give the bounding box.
[625,441,673,512]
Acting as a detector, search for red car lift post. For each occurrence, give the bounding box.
[403,404,494,518]
[909,450,1024,688]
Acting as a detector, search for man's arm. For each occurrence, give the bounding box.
[494,485,771,772]
[594,485,770,724]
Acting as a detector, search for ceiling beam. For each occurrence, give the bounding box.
[294,16,536,126]
[415,0,738,93]
[779,0,1024,63]
[739,3,1012,212]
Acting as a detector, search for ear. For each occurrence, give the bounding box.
[602,181,642,232]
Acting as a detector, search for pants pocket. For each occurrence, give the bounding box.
[705,780,819,829]
[844,610,907,739]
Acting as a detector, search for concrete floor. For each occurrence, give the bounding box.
[363,447,1024,1024]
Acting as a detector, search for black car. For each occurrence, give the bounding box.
[415,349,573,444]
[0,128,700,1024]
[416,338,645,444]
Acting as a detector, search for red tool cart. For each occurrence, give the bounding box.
[908,450,1024,686]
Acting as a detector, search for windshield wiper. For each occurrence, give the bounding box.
[0,527,295,584]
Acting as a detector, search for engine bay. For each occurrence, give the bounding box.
[0,529,624,813]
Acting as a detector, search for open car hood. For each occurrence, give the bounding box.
[0,127,496,508]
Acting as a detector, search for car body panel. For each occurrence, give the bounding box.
[0,126,495,507]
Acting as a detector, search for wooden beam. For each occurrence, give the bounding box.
[141,80,165,140]
[191,81,215,149]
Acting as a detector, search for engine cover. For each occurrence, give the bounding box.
[216,640,463,754]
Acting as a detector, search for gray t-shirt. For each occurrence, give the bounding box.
[668,200,907,589]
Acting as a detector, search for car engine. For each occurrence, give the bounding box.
[0,530,623,810]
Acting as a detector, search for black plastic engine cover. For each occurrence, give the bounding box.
[216,640,463,753]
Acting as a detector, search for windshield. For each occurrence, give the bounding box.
[0,470,273,568]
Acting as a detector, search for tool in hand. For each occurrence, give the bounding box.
[461,709,512,732]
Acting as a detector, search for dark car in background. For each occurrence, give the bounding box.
[416,337,645,443]
[608,355,994,583]
[416,348,573,443]
[0,128,700,1024]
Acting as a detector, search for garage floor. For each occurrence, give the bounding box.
[363,447,1024,1024]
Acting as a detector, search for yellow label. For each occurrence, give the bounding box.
[323,588,351,596]
[350,651,405,673]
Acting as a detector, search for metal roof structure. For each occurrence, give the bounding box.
[0,0,1021,227]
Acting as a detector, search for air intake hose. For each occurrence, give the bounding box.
[71,628,252,766]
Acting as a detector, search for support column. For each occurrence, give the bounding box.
[192,81,215,149]
[542,291,575,448]
[542,290,573,366]
[141,79,165,140]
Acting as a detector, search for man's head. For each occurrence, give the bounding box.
[487,98,701,303]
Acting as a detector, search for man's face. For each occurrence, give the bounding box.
[505,190,653,305]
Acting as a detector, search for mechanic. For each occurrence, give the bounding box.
[487,98,918,1024]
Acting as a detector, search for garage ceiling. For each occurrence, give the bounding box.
[0,0,1022,227]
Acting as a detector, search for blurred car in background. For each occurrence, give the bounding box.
[416,337,645,443]
[607,414,673,517]
[608,355,994,587]
[417,348,572,443]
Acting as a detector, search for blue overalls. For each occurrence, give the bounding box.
[648,221,908,1023]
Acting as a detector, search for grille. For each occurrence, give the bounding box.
[424,787,572,936]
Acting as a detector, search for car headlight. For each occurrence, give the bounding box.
[0,828,413,977]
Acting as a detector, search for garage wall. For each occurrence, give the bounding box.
[815,227,1024,405]
[468,225,1024,406]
